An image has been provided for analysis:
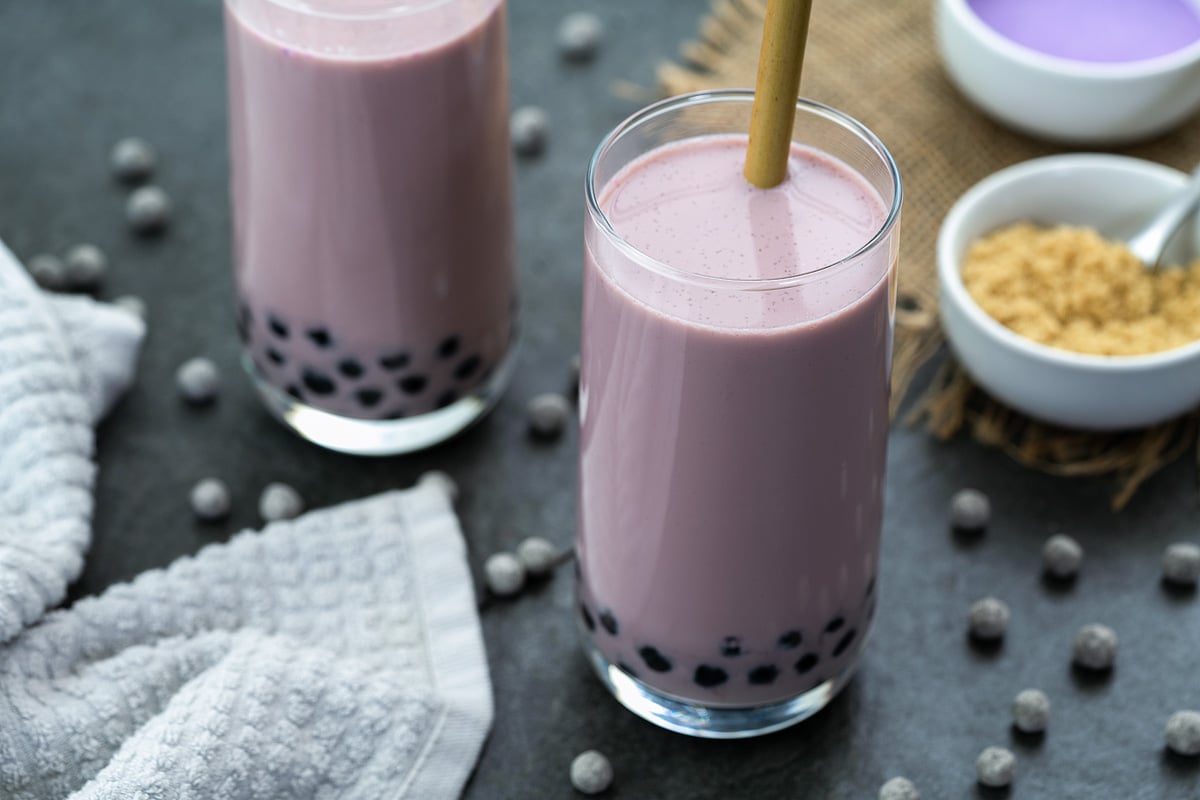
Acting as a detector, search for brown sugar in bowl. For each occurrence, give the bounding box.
[938,154,1200,431]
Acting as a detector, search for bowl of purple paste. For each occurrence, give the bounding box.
[935,0,1200,145]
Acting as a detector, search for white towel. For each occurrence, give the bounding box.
[0,240,493,799]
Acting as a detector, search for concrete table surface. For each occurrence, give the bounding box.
[1,2,1197,797]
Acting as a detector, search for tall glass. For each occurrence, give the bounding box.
[224,0,517,455]
[577,92,902,738]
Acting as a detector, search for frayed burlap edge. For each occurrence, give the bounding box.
[632,0,1200,510]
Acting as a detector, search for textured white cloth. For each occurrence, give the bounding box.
[0,240,143,642]
[0,240,493,799]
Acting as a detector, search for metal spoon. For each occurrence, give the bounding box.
[1126,163,1200,270]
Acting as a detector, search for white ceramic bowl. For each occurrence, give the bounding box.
[938,154,1200,431]
[934,0,1200,145]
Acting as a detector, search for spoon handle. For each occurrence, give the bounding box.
[1127,163,1200,270]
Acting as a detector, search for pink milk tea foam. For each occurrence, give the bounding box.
[579,135,895,707]
[225,0,515,420]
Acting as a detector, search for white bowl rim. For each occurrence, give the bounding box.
[938,153,1200,373]
[943,0,1200,80]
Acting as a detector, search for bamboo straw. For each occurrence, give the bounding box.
[743,0,814,189]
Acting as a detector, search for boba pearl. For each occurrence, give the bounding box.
[1162,542,1200,586]
[63,243,107,290]
[1042,533,1083,579]
[975,746,1015,788]
[516,536,558,577]
[1072,623,1118,671]
[511,105,549,157]
[949,488,990,531]
[176,357,219,405]
[484,552,525,597]
[110,137,156,183]
[126,185,172,234]
[189,478,231,522]
[878,777,920,800]
[1165,710,1200,756]
[748,664,778,685]
[417,470,459,504]
[557,12,604,61]
[259,482,304,522]
[694,664,728,687]
[112,295,147,321]
[569,750,613,795]
[639,646,672,673]
[26,253,67,290]
[528,392,571,438]
[967,596,1009,641]
[1012,689,1050,734]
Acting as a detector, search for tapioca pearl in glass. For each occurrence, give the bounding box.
[302,368,337,396]
[380,352,411,371]
[832,628,858,658]
[266,347,286,366]
[638,646,672,673]
[268,314,290,339]
[693,665,728,689]
[455,354,482,381]
[747,665,779,685]
[306,327,333,348]
[355,388,383,409]
[794,653,819,675]
[778,630,803,650]
[580,603,596,632]
[338,358,364,379]
[720,637,743,657]
[438,335,461,360]
[400,375,428,395]
[598,610,619,636]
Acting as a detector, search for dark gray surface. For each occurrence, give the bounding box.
[1,2,1199,798]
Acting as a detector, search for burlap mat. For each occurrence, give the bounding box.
[618,0,1200,509]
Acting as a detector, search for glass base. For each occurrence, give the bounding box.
[581,632,856,739]
[244,344,517,456]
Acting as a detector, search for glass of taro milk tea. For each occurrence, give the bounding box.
[577,91,902,737]
[224,0,516,455]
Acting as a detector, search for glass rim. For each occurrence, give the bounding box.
[252,0,455,22]
[585,90,903,292]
